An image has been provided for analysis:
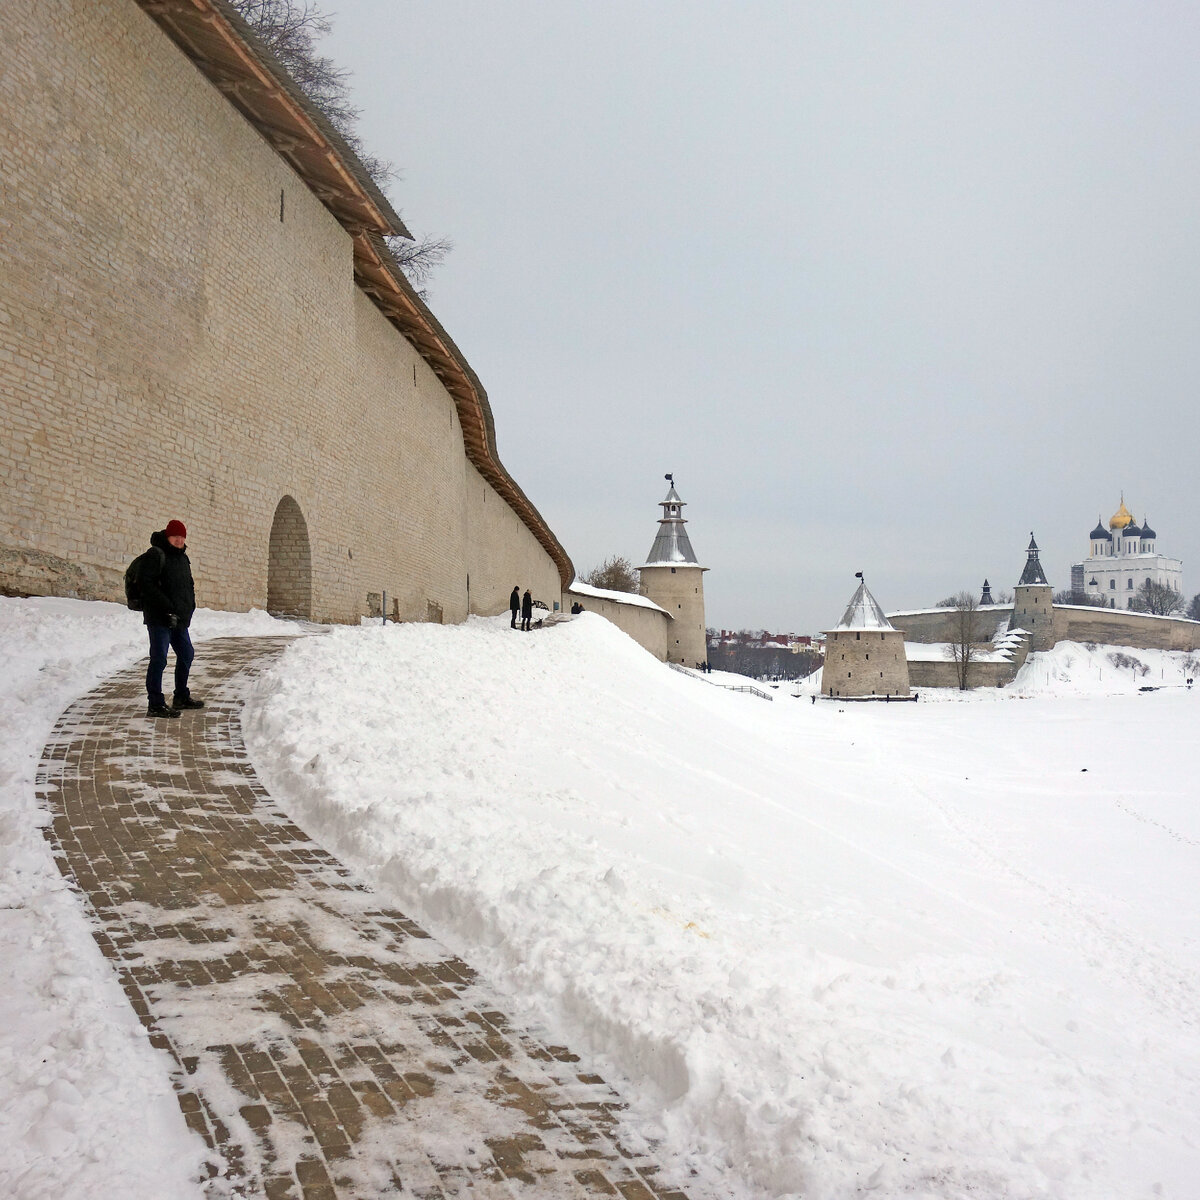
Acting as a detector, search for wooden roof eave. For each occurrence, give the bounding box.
[352,235,575,591]
[135,0,407,239]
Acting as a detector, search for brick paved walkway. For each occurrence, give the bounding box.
[36,637,696,1200]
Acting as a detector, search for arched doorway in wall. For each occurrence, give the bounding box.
[267,495,312,619]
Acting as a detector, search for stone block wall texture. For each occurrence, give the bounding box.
[639,566,707,666]
[891,607,1016,644]
[823,629,910,698]
[907,658,1018,690]
[1053,606,1200,652]
[1013,584,1055,653]
[894,604,1199,687]
[564,589,670,661]
[0,0,561,622]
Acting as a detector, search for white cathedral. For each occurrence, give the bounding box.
[1069,496,1183,608]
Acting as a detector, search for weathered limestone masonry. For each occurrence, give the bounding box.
[1052,606,1200,652]
[1013,582,1055,653]
[824,627,910,698]
[823,578,911,700]
[564,584,671,660]
[892,607,1017,644]
[639,567,707,665]
[1,0,569,623]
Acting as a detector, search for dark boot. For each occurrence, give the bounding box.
[172,694,205,710]
[147,702,181,719]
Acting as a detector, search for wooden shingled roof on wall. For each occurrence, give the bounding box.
[133,0,574,590]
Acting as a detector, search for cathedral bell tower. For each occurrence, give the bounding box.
[638,475,709,666]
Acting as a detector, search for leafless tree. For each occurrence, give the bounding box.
[944,590,992,690]
[1054,588,1107,607]
[1189,593,1200,622]
[581,556,640,594]
[228,0,451,292]
[1131,579,1184,616]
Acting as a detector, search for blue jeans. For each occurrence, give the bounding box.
[146,624,194,706]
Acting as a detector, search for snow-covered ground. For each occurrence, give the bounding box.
[0,598,300,1200]
[3,596,1199,1198]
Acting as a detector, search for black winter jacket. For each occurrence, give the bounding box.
[138,530,197,628]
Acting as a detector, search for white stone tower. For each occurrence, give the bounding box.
[638,475,708,666]
[1012,532,1055,651]
[822,574,910,699]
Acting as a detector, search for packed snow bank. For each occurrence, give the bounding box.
[244,612,1200,1200]
[0,596,301,1200]
[1011,639,1200,696]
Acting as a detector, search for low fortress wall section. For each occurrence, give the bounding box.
[564,589,670,661]
[891,608,1016,644]
[907,658,1024,690]
[892,605,1200,685]
[0,0,561,624]
[1052,606,1200,652]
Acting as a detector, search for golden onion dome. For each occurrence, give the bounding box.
[1108,496,1133,530]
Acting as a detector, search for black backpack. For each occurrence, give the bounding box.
[124,546,165,611]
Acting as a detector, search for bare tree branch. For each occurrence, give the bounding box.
[1131,579,1184,616]
[944,590,990,691]
[580,556,640,594]
[228,0,450,290]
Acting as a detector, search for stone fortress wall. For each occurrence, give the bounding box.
[891,605,1200,656]
[0,0,567,624]
[892,600,1200,691]
[564,585,670,661]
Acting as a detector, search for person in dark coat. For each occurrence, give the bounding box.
[520,588,533,631]
[509,585,520,629]
[138,518,202,718]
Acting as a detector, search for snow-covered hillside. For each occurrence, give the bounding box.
[246,614,1200,1200]
[2,596,1198,1199]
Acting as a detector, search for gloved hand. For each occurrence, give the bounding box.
[167,613,179,630]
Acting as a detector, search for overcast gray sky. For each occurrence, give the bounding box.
[326,2,1200,632]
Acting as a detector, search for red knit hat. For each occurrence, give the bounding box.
[165,519,187,540]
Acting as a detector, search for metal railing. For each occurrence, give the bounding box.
[667,661,774,700]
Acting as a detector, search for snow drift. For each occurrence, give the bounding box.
[244,613,1200,1200]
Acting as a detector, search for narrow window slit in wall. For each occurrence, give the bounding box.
[280,189,285,222]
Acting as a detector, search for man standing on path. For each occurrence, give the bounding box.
[521,588,533,632]
[510,584,521,629]
[139,519,203,719]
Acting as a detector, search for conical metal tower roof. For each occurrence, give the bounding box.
[1018,532,1049,586]
[641,476,703,567]
[832,576,895,631]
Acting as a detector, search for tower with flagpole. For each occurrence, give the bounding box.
[1012,533,1056,652]
[823,573,910,699]
[638,475,709,666]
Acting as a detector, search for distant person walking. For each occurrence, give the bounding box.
[138,519,202,719]
[509,585,520,629]
[521,588,533,632]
